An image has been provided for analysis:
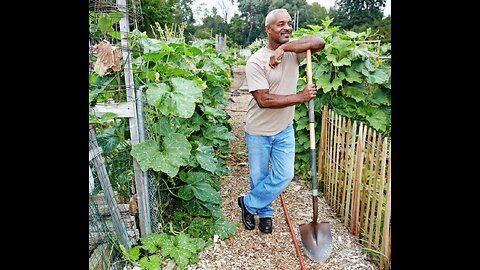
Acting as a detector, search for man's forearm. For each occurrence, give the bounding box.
[279,36,325,53]
[253,91,307,108]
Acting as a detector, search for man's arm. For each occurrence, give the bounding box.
[270,36,325,68]
[280,35,325,54]
[252,84,317,108]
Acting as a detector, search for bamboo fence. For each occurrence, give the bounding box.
[319,105,391,270]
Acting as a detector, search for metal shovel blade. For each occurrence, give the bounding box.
[299,221,332,262]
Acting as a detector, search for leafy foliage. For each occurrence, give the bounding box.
[121,232,206,270]
[292,18,391,179]
[90,24,238,269]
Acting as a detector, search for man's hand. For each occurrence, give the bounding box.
[269,47,285,68]
[300,84,317,102]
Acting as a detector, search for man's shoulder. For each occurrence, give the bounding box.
[247,48,268,65]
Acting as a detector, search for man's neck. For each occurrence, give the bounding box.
[267,40,281,51]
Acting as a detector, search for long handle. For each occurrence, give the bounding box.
[306,49,318,222]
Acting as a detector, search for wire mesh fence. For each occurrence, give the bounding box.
[89,124,140,269]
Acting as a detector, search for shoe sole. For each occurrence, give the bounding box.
[259,228,272,234]
[259,218,272,234]
[238,197,255,230]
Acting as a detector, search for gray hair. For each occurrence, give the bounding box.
[265,9,289,26]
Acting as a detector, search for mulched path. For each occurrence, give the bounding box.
[186,87,379,270]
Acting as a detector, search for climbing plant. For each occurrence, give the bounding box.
[292,17,391,179]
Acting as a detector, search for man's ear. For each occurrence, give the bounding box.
[265,25,271,34]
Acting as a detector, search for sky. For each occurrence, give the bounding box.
[192,0,391,23]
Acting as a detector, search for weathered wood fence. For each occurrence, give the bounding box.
[318,105,391,269]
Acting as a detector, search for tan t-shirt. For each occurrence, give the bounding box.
[245,46,306,136]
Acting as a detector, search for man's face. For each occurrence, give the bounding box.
[266,11,293,44]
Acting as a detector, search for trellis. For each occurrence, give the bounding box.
[89,0,157,240]
[318,105,391,270]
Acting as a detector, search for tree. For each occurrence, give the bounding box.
[228,13,249,45]
[237,0,270,44]
[237,0,312,45]
[303,2,328,28]
[194,7,229,39]
[138,0,181,37]
[334,0,386,30]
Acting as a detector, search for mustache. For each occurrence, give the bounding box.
[281,29,292,34]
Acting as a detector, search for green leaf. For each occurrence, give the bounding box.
[97,12,123,36]
[195,141,217,173]
[139,233,164,253]
[331,57,351,67]
[213,218,238,240]
[330,76,343,91]
[178,185,194,201]
[350,45,371,61]
[154,233,205,270]
[158,233,175,257]
[130,133,191,177]
[100,112,117,122]
[366,109,389,132]
[146,77,203,118]
[367,68,389,85]
[183,199,211,216]
[316,73,333,93]
[139,38,172,53]
[96,127,120,154]
[343,86,368,102]
[190,181,222,204]
[202,123,235,142]
[138,255,162,270]
[344,67,363,83]
[125,245,141,261]
[370,88,390,106]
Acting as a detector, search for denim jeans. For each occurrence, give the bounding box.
[243,124,295,218]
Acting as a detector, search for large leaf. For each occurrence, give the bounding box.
[367,68,390,85]
[138,255,162,270]
[350,45,371,61]
[366,108,389,132]
[178,185,194,201]
[190,181,222,204]
[213,218,238,240]
[202,123,235,142]
[146,77,203,118]
[130,133,191,177]
[194,141,217,173]
[343,67,363,83]
[342,85,368,103]
[157,232,205,270]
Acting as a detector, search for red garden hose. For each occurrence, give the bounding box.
[280,192,307,270]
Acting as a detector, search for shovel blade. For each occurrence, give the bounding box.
[299,221,332,262]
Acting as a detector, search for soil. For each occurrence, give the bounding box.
[186,68,378,270]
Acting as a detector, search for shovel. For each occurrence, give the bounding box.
[299,49,333,262]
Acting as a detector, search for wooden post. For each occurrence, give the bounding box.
[344,120,357,226]
[380,142,392,269]
[359,127,372,239]
[374,137,389,248]
[117,0,152,236]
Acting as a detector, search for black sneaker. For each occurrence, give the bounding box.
[237,196,255,230]
[259,217,272,234]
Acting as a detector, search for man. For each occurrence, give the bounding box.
[238,8,325,234]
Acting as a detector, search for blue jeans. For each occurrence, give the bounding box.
[243,124,295,218]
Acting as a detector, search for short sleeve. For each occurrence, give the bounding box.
[245,60,269,92]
